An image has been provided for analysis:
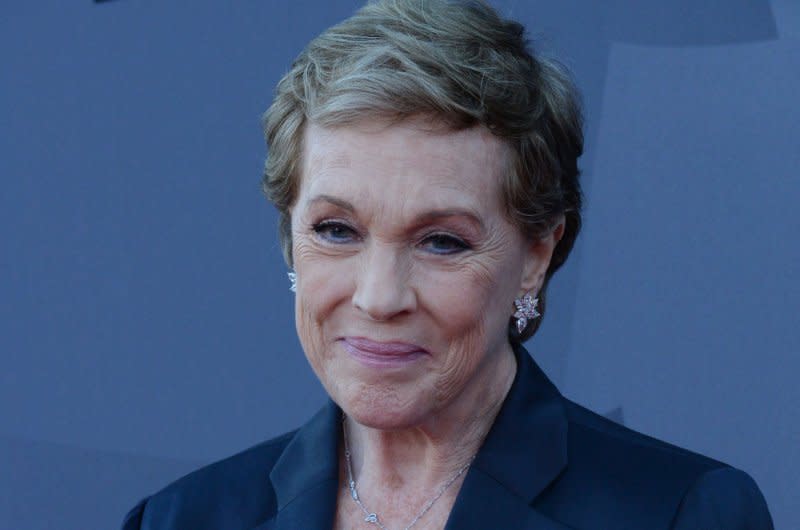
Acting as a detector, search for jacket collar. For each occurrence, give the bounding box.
[471,342,568,501]
[257,403,341,530]
[258,343,569,530]
[444,342,570,529]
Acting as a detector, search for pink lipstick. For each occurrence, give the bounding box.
[342,337,427,368]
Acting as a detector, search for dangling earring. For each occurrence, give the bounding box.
[513,293,540,334]
[288,271,297,293]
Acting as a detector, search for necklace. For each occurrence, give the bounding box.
[341,415,475,530]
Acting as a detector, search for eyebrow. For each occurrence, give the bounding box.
[308,194,355,213]
[414,208,486,232]
[307,194,485,232]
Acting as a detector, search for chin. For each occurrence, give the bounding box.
[338,387,432,431]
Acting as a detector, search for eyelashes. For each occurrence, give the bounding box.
[420,233,471,254]
[311,220,359,244]
[310,220,472,255]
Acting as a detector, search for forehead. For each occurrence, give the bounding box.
[299,118,510,212]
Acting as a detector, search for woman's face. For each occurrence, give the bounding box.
[291,117,557,430]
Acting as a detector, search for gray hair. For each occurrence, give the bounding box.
[262,0,583,341]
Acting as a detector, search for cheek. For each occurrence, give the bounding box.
[422,266,497,328]
[421,248,522,397]
[433,317,489,403]
[291,237,353,371]
[420,240,521,340]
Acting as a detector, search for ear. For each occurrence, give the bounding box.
[520,215,565,295]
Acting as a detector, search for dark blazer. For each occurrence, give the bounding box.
[122,345,773,529]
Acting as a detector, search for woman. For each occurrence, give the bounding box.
[123,1,773,528]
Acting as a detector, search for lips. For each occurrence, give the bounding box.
[341,336,428,366]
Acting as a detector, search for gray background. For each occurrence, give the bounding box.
[2,1,797,528]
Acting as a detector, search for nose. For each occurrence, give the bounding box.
[352,244,416,321]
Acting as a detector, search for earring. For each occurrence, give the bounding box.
[288,271,297,293]
[513,293,540,334]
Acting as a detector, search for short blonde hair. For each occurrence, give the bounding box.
[262,0,583,341]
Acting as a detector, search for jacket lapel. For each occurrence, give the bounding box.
[253,402,341,530]
[445,344,570,529]
[445,467,573,529]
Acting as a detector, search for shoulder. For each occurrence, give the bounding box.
[671,466,774,529]
[562,399,725,475]
[538,399,772,529]
[121,430,296,530]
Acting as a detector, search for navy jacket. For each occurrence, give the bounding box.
[122,345,773,529]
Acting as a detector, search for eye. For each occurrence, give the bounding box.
[420,233,471,255]
[312,221,359,244]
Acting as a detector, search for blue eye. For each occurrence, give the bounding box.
[421,234,470,255]
[312,221,358,243]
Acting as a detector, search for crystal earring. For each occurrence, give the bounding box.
[513,293,540,334]
[288,271,297,293]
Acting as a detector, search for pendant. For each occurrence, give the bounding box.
[365,513,379,524]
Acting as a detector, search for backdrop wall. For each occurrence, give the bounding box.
[2,1,797,528]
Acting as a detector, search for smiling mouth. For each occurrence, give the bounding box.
[341,336,428,366]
